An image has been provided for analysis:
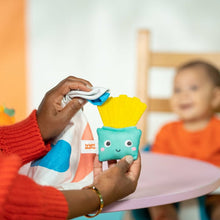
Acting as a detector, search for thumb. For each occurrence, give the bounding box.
[60,98,86,121]
[117,155,134,173]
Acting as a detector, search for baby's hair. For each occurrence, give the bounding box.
[177,60,220,87]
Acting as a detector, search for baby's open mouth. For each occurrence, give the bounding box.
[180,103,193,110]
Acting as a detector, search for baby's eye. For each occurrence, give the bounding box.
[125,140,133,147]
[104,140,111,147]
[174,87,181,94]
[190,85,198,91]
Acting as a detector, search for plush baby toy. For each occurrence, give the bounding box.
[97,95,147,161]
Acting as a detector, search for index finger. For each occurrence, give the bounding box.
[93,154,103,179]
[57,76,92,96]
[49,76,93,103]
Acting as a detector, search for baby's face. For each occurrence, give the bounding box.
[171,68,217,122]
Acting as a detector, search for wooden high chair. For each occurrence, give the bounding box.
[136,29,220,148]
[131,29,220,220]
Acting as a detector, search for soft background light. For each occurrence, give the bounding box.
[26,0,220,141]
[0,1,220,219]
[1,0,220,143]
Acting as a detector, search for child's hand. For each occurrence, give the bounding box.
[37,76,92,141]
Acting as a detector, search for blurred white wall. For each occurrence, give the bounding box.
[26,0,220,142]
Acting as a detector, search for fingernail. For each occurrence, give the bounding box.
[78,98,85,104]
[125,155,134,165]
[86,84,93,89]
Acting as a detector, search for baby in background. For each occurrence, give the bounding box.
[150,60,220,220]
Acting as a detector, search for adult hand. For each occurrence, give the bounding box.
[37,76,92,141]
[62,154,141,218]
[92,153,141,206]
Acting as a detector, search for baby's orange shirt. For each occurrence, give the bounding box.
[152,116,220,166]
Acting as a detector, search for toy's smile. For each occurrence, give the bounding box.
[116,149,121,152]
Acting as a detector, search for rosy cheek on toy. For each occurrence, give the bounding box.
[132,147,136,151]
[101,147,105,152]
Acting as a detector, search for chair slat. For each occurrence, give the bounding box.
[151,53,220,68]
[148,98,172,112]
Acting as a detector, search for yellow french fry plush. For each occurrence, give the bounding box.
[97,95,147,161]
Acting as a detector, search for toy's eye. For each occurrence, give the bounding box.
[104,140,111,147]
[125,140,133,147]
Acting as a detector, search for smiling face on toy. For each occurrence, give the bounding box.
[97,126,142,161]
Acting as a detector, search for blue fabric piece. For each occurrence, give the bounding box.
[199,196,209,220]
[143,143,152,152]
[75,211,124,220]
[97,126,141,161]
[88,92,110,105]
[31,140,71,172]
[131,208,151,220]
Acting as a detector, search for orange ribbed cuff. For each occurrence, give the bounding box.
[3,174,68,220]
[0,154,22,214]
[0,110,51,164]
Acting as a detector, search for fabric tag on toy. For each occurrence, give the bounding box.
[97,95,147,161]
[62,87,110,106]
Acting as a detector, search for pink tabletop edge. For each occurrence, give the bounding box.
[103,152,220,213]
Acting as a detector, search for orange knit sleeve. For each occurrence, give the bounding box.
[0,154,68,219]
[3,175,68,220]
[0,110,51,165]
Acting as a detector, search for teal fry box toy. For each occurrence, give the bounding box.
[97,95,147,161]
